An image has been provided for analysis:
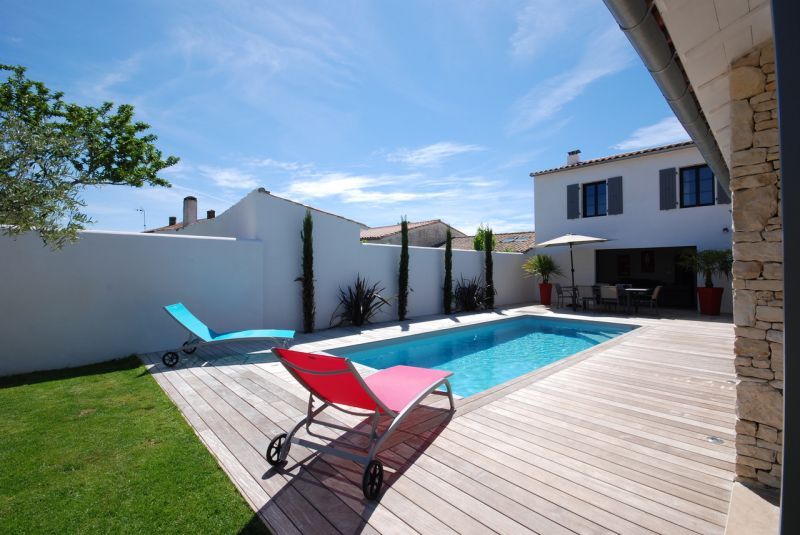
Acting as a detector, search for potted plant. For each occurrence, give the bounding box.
[522,254,562,306]
[679,249,732,315]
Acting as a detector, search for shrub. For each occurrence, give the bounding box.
[331,275,391,327]
[454,275,486,312]
[398,217,409,320]
[443,229,453,314]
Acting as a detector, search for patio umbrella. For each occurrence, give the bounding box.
[535,234,609,307]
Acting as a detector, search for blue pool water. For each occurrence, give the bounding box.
[335,317,633,397]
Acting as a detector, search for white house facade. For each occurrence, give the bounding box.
[532,141,733,312]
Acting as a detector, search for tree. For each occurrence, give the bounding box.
[0,65,178,247]
[398,217,409,320]
[473,224,496,251]
[484,228,495,308]
[443,228,453,314]
[298,210,315,333]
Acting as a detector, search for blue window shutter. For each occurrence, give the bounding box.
[717,178,731,204]
[607,176,623,215]
[659,168,677,210]
[567,184,579,219]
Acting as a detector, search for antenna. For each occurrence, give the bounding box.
[135,208,146,230]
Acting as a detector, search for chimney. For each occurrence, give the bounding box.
[183,196,197,225]
[206,209,215,219]
[567,149,581,165]
[168,216,177,226]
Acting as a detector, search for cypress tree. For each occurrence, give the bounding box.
[299,210,315,333]
[398,217,409,320]
[444,228,453,314]
[484,228,495,309]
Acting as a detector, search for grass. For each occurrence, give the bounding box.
[0,356,269,534]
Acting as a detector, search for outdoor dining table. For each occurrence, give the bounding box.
[623,287,651,314]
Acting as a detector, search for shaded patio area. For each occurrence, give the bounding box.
[142,305,735,534]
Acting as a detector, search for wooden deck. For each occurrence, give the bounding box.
[142,306,736,534]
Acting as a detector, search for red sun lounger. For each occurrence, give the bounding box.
[266,348,455,500]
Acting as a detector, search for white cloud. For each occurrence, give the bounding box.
[509,26,632,133]
[280,172,446,204]
[612,116,690,151]
[510,0,576,60]
[248,158,312,172]
[197,165,259,189]
[387,142,484,167]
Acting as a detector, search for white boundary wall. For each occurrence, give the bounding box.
[1,191,535,375]
[0,231,264,376]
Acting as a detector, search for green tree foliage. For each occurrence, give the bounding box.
[443,228,453,314]
[299,210,315,333]
[484,228,495,308]
[398,217,409,320]
[473,224,496,251]
[0,65,178,247]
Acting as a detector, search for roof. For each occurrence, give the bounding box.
[360,219,457,240]
[530,141,695,176]
[449,231,536,253]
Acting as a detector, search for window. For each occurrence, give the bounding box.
[501,236,527,243]
[680,165,715,208]
[583,181,607,217]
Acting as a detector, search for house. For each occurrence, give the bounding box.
[531,141,732,311]
[360,220,465,247]
[449,231,535,253]
[145,196,217,233]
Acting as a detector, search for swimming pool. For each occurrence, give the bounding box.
[334,316,633,397]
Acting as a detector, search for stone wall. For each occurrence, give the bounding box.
[730,40,784,489]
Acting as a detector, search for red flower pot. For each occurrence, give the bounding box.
[697,287,724,315]
[539,282,553,306]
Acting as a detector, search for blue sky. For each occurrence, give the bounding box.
[2,0,688,233]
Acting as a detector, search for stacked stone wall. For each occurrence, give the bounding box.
[730,40,783,489]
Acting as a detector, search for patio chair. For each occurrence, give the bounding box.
[642,285,662,315]
[577,285,598,311]
[599,285,620,311]
[554,283,575,308]
[266,348,455,500]
[161,303,294,367]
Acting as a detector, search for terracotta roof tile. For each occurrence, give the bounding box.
[361,219,444,240]
[449,231,535,253]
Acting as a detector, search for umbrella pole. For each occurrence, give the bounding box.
[570,243,576,310]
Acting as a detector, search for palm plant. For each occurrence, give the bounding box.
[679,249,733,288]
[522,254,562,283]
[332,275,391,327]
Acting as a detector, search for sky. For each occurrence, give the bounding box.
[2,0,689,234]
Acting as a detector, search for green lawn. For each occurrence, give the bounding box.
[0,357,269,534]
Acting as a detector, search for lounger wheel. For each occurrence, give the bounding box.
[266,433,288,466]
[162,351,180,367]
[181,342,197,354]
[362,460,384,500]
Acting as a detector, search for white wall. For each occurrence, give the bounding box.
[533,145,734,312]
[0,231,263,376]
[178,190,536,331]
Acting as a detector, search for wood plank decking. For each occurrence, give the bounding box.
[142,306,736,534]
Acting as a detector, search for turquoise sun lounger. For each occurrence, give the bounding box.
[161,303,294,367]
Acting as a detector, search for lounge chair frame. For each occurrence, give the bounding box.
[268,348,455,499]
[161,303,294,367]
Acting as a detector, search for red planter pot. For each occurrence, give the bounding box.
[697,287,724,315]
[539,283,553,306]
